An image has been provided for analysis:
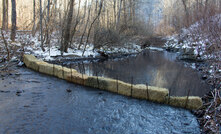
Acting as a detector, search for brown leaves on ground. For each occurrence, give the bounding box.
[195,89,221,133]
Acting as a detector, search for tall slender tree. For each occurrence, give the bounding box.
[82,0,104,56]
[78,0,92,50]
[116,0,123,31]
[182,0,190,27]
[11,0,16,41]
[2,0,8,30]
[61,0,75,53]
[46,0,50,44]
[40,0,45,51]
[5,0,8,30]
[32,0,36,36]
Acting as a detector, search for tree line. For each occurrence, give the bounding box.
[1,0,144,54]
[1,0,221,54]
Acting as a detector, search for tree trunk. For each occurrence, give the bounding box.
[46,0,50,44]
[78,0,92,50]
[129,0,133,24]
[61,0,75,53]
[116,0,123,31]
[2,0,8,30]
[32,0,36,36]
[132,0,135,25]
[11,0,16,42]
[106,9,109,28]
[70,0,81,45]
[40,0,45,51]
[82,0,104,56]
[182,0,189,27]
[6,0,8,30]
[204,0,209,19]
[113,0,117,27]
[123,0,127,26]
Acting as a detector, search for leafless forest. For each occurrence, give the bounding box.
[1,0,220,55]
[0,0,221,133]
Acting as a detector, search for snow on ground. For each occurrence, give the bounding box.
[0,31,143,62]
[148,47,164,51]
[27,43,100,61]
[164,14,221,61]
[163,14,221,90]
[27,40,142,61]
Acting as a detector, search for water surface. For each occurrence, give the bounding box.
[66,50,210,96]
[0,67,200,133]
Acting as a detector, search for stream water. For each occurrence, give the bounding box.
[64,49,210,97]
[0,67,200,133]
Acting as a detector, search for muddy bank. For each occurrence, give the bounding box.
[0,66,200,133]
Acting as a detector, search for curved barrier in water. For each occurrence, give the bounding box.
[23,54,202,110]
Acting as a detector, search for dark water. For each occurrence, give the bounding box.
[0,67,200,133]
[66,50,210,97]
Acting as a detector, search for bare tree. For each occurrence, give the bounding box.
[2,0,8,30]
[203,0,209,18]
[61,0,75,54]
[45,0,51,44]
[78,0,92,50]
[182,0,189,27]
[11,0,16,41]
[82,0,104,56]
[116,0,123,31]
[70,0,81,45]
[32,0,36,36]
[40,0,45,51]
[123,0,127,26]
[113,0,117,26]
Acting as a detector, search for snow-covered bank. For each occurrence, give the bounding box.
[163,14,221,133]
[0,31,143,62]
[163,14,221,88]
[26,42,142,61]
[164,14,221,62]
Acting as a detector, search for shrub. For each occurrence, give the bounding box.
[93,28,120,49]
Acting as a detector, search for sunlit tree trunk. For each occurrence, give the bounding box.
[2,0,8,30]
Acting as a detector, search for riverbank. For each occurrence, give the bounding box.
[164,36,220,133]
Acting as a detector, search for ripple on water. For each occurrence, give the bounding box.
[0,67,200,134]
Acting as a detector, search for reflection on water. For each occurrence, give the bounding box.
[0,68,200,133]
[66,50,210,97]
